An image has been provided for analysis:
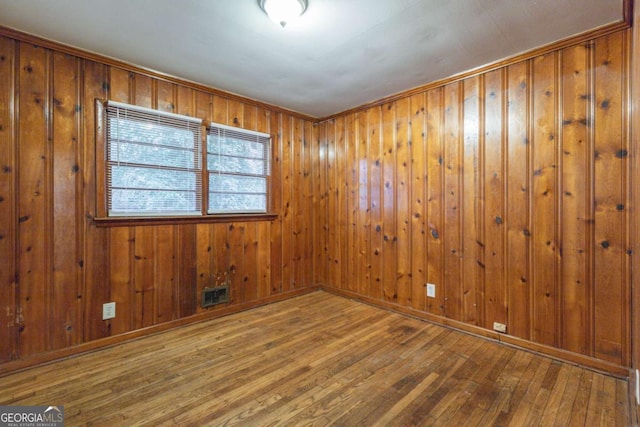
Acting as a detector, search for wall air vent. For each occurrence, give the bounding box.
[202,285,229,308]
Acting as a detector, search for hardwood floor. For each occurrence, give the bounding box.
[0,291,630,426]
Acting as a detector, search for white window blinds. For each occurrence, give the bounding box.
[106,101,203,216]
[207,124,271,214]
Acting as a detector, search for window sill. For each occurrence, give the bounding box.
[93,213,279,227]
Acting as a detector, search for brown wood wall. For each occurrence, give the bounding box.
[0,23,635,373]
[0,35,315,363]
[315,30,632,368]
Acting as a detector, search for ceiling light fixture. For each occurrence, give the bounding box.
[258,0,308,28]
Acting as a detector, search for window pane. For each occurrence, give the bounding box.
[110,117,196,149]
[106,101,202,217]
[208,136,266,159]
[109,140,197,169]
[208,193,267,213]
[208,156,266,175]
[112,189,198,214]
[210,174,266,194]
[111,166,197,191]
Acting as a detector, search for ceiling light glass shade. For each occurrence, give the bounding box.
[259,0,308,28]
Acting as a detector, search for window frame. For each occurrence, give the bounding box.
[94,99,277,227]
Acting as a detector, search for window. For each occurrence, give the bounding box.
[207,124,271,214]
[105,101,203,217]
[99,100,273,222]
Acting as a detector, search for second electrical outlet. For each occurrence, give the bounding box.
[426,283,436,298]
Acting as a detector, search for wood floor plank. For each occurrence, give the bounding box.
[497,356,551,425]
[569,369,594,426]
[0,291,630,426]
[538,363,572,425]
[550,364,584,426]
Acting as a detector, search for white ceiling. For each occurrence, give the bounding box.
[0,0,625,118]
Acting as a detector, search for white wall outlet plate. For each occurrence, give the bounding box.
[493,322,507,333]
[102,302,116,320]
[426,283,436,298]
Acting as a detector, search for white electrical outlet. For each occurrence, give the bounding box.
[493,322,507,333]
[426,283,436,298]
[102,302,116,320]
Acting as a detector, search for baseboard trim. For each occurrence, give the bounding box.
[0,286,319,377]
[320,285,629,378]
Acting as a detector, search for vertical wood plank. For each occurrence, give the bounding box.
[313,118,327,287]
[593,32,627,365]
[109,227,133,334]
[443,82,463,319]
[177,223,197,317]
[212,95,228,124]
[227,99,243,127]
[292,117,305,290]
[531,52,559,347]
[228,223,245,303]
[133,226,156,329]
[243,222,258,302]
[109,68,131,104]
[17,43,49,356]
[157,80,175,112]
[462,75,482,325]
[382,102,397,302]
[212,223,230,301]
[133,74,153,108]
[356,112,370,296]
[176,85,194,117]
[368,106,383,300]
[155,225,175,323]
[346,113,358,293]
[506,61,531,339]
[560,43,591,355]
[256,220,271,299]
[195,223,211,315]
[281,114,293,292]
[410,93,427,311]
[336,116,348,291]
[51,52,82,349]
[326,118,338,288]
[483,70,505,329]
[395,97,412,307]
[426,88,445,315]
[302,120,314,288]
[0,37,17,362]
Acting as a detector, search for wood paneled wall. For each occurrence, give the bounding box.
[0,35,315,363]
[0,23,634,374]
[315,30,632,368]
